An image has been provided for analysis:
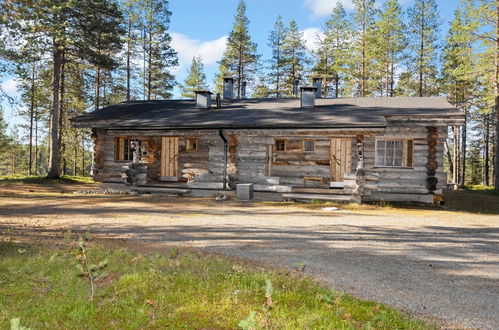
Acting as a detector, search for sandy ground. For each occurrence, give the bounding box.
[0,185,498,329]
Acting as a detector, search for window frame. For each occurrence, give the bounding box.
[275,139,286,152]
[114,137,131,162]
[185,137,199,152]
[302,139,316,152]
[375,138,414,168]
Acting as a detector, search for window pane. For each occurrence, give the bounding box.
[395,147,403,157]
[304,140,315,151]
[393,157,402,166]
[395,140,403,149]
[386,141,394,149]
[378,141,385,149]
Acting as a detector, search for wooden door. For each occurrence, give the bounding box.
[330,138,352,183]
[161,137,179,181]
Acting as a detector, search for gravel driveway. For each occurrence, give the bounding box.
[1,194,498,329]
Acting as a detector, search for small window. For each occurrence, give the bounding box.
[303,139,315,152]
[186,138,198,151]
[376,139,413,167]
[114,137,139,161]
[275,139,286,152]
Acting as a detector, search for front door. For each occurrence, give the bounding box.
[330,138,352,184]
[161,136,179,181]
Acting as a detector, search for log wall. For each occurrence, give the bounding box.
[93,126,450,199]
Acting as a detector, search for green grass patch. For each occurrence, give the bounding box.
[461,184,497,194]
[0,240,432,329]
[0,174,94,185]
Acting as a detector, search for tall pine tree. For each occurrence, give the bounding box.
[221,0,259,99]
[406,0,441,97]
[179,56,207,98]
[351,0,378,97]
[374,0,406,97]
[267,16,287,98]
[283,20,308,97]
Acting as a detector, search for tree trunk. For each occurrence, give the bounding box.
[147,24,152,100]
[453,126,459,184]
[126,15,132,102]
[34,108,38,175]
[445,139,454,178]
[47,45,63,179]
[461,105,467,185]
[495,3,499,192]
[485,114,490,186]
[95,65,101,110]
[28,64,35,176]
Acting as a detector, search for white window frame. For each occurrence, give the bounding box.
[375,138,414,167]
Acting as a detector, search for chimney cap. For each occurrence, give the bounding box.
[223,77,234,82]
[300,86,318,91]
[194,90,213,95]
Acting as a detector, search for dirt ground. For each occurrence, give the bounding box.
[1,183,498,329]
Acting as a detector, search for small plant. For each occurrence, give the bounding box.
[10,318,30,330]
[169,247,180,259]
[293,261,307,272]
[74,236,108,300]
[238,311,256,330]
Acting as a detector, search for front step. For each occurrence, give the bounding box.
[291,187,349,195]
[282,193,361,204]
[132,186,190,196]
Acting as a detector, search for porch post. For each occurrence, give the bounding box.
[355,134,365,196]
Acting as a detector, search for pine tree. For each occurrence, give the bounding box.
[406,0,441,97]
[1,0,124,178]
[121,0,141,101]
[179,56,207,98]
[374,0,406,97]
[315,2,351,98]
[267,16,288,98]
[141,0,178,100]
[442,7,476,185]
[283,20,309,97]
[252,75,271,98]
[221,0,259,99]
[351,0,378,97]
[466,0,499,191]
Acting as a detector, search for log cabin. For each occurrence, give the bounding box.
[71,79,464,203]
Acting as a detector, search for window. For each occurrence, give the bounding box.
[376,139,413,167]
[186,138,198,151]
[275,139,286,152]
[302,139,315,152]
[114,137,140,161]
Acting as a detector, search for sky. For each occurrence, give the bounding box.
[1,0,460,129]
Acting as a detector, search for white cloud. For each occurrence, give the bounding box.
[170,33,227,76]
[304,0,412,17]
[0,78,20,97]
[302,28,324,52]
[303,0,354,18]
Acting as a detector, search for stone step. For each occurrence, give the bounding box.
[132,186,190,195]
[282,193,361,204]
[291,187,349,195]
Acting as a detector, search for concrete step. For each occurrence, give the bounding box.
[132,186,190,195]
[282,193,361,204]
[291,187,349,195]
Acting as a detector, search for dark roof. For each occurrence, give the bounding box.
[71,97,463,129]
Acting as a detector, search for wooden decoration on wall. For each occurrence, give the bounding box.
[426,127,438,192]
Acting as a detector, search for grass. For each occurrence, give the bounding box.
[443,185,499,214]
[0,240,432,329]
[0,174,94,185]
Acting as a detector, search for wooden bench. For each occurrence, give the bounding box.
[303,176,324,187]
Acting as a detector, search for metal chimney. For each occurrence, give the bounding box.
[195,90,213,109]
[241,81,247,99]
[312,77,323,98]
[293,79,300,97]
[215,93,221,108]
[223,77,234,99]
[300,86,317,108]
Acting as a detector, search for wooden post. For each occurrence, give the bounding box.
[354,135,365,196]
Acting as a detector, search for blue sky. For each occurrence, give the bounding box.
[1,0,460,128]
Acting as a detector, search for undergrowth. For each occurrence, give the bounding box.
[0,240,433,329]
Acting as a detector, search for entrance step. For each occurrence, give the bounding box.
[132,186,190,196]
[282,193,361,204]
[291,187,349,195]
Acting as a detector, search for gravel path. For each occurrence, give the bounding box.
[1,194,498,329]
